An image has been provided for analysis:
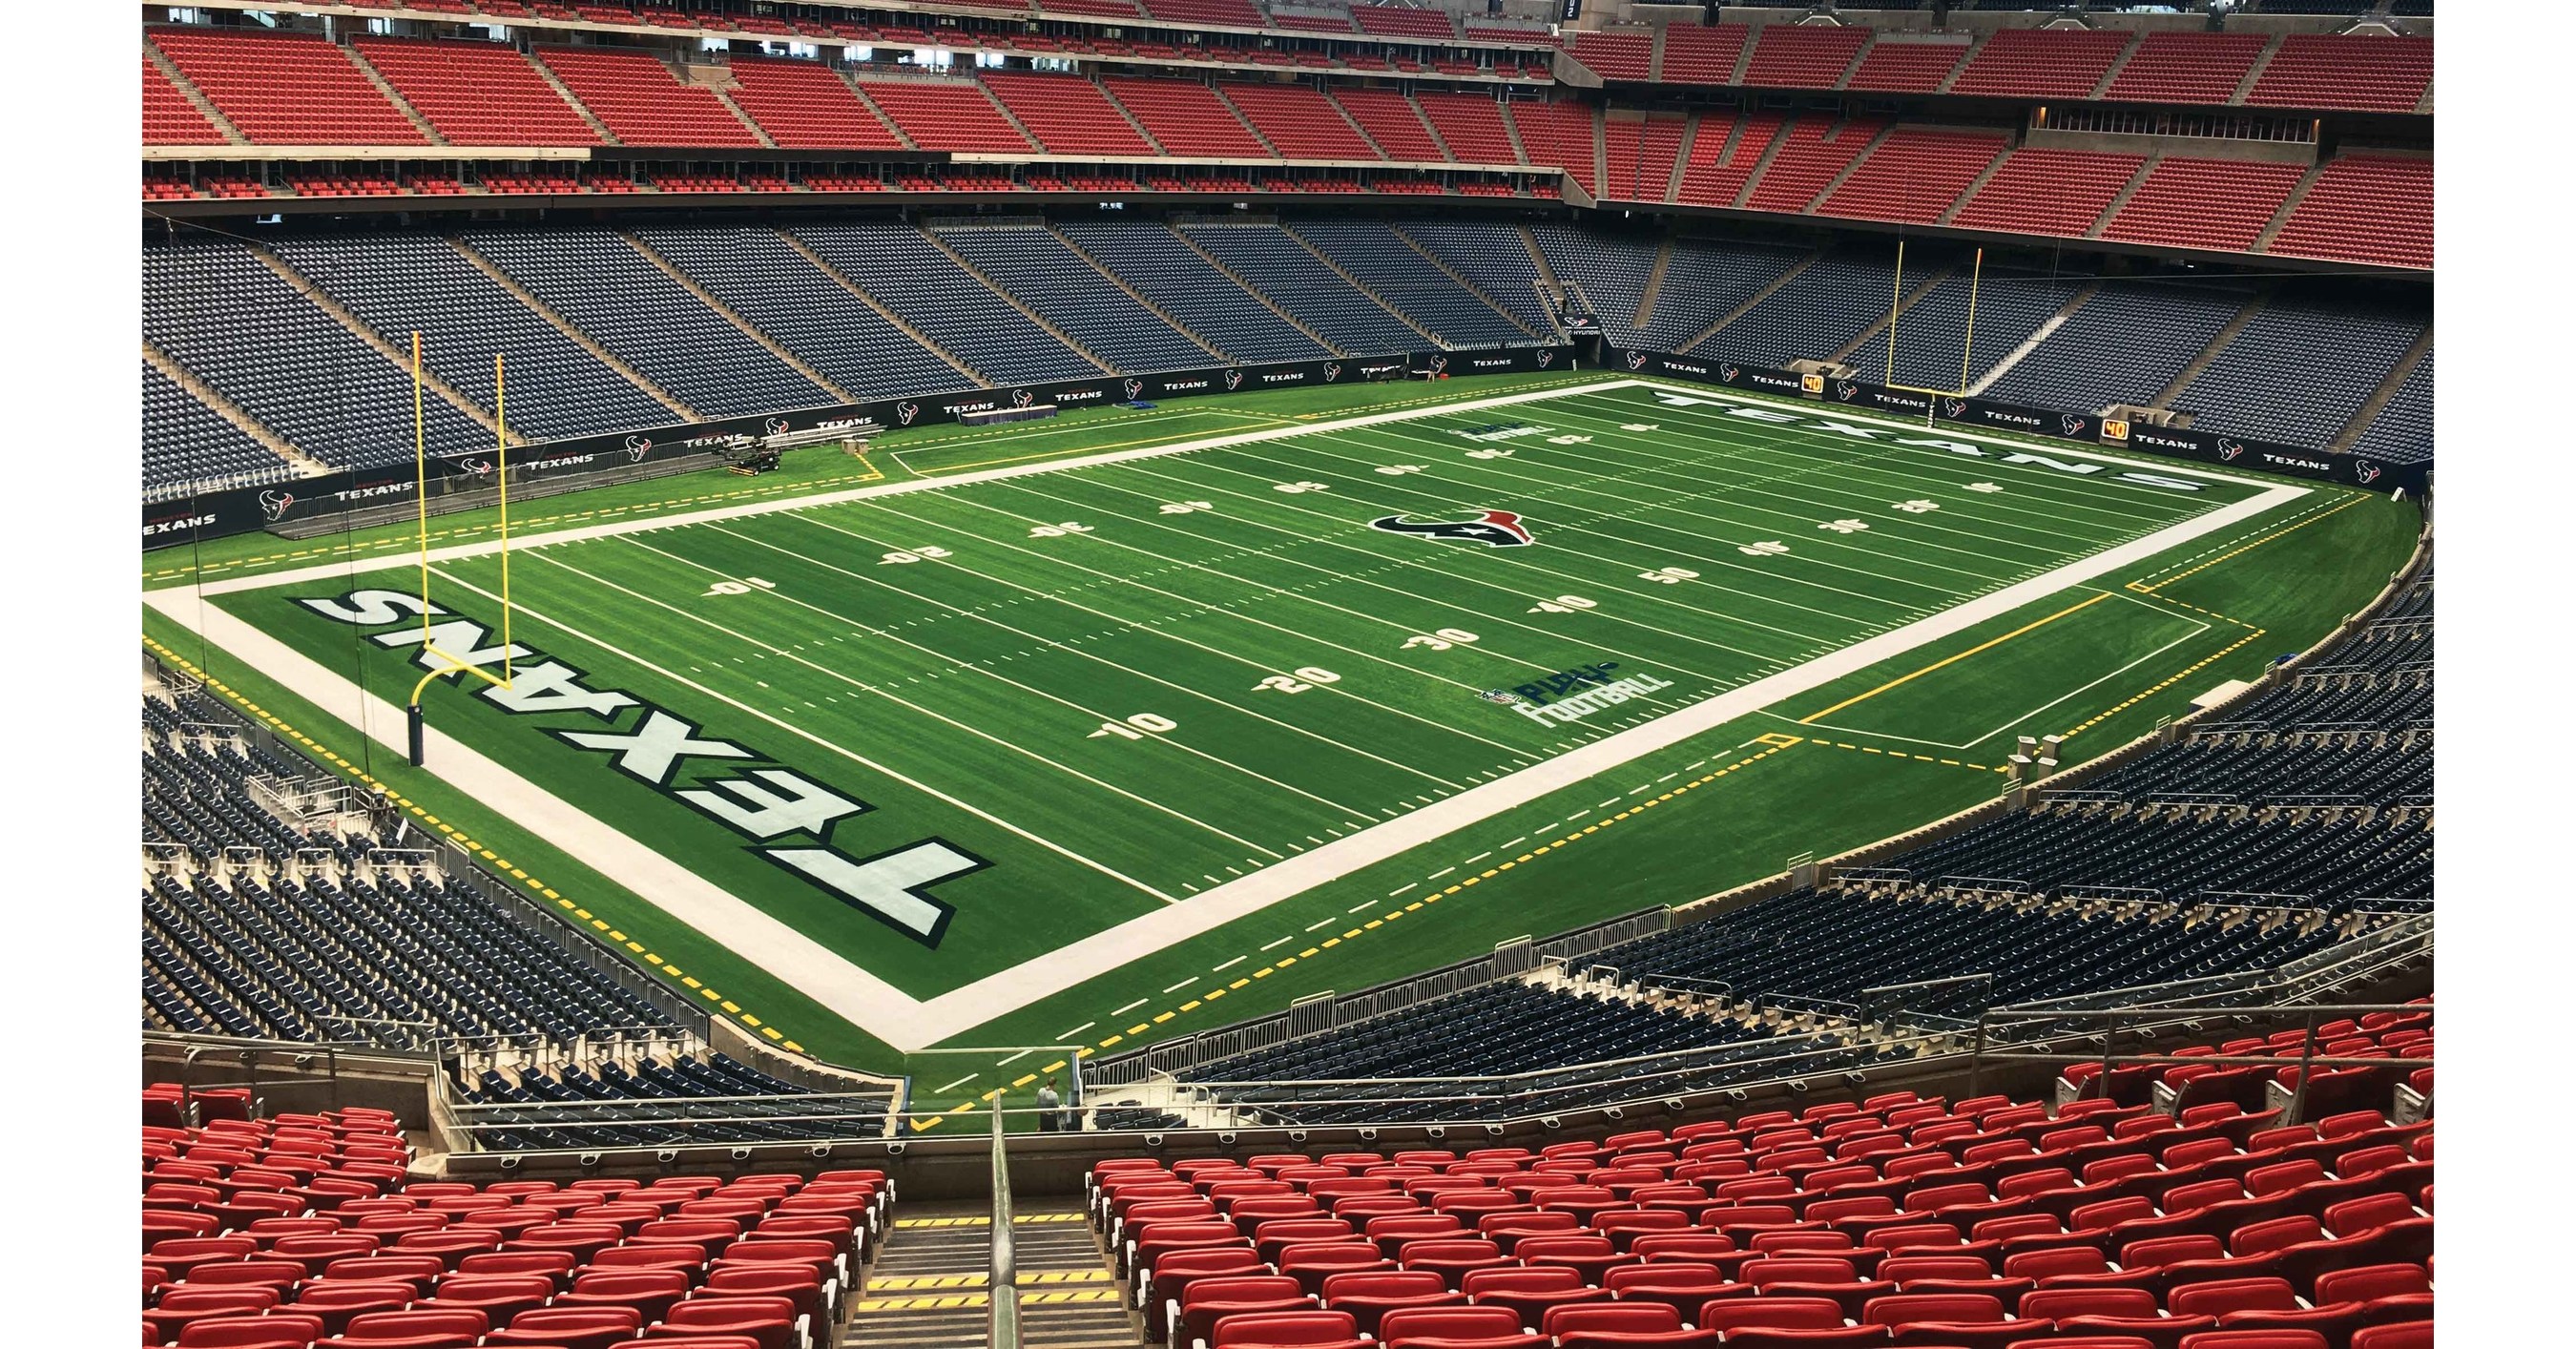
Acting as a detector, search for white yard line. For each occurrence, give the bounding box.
[153,381,2304,1051]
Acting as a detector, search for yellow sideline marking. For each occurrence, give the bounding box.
[140,634,802,1054]
[1797,592,2111,724]
[2061,627,2269,740]
[1802,739,2009,774]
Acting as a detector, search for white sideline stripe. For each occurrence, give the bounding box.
[156,381,2307,1051]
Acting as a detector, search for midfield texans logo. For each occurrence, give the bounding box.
[1371,509,1535,548]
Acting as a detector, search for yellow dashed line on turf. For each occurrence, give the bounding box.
[140,634,808,1056]
[1060,736,1804,1068]
[2060,627,2269,741]
[1801,739,2009,774]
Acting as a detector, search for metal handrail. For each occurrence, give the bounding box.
[989,1094,1021,1349]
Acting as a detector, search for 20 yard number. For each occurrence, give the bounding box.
[1254,667,1341,695]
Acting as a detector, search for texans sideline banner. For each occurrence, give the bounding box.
[1606,349,2426,496]
[143,347,1568,549]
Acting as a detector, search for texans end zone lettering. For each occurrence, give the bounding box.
[295,589,987,946]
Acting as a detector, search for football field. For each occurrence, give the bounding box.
[143,376,2413,1110]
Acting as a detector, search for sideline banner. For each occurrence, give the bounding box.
[144,347,1572,550]
[1605,348,2425,495]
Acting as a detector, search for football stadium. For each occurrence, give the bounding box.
[132,2,2448,1347]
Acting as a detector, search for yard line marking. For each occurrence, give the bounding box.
[1059,1022,1096,1039]
[1390,882,1419,896]
[936,1073,979,1093]
[751,517,1462,790]
[1797,592,2112,724]
[1102,459,1748,691]
[1162,978,1195,994]
[564,543,1290,859]
[685,527,1423,808]
[814,501,1534,758]
[1304,917,1336,931]
[997,1048,1034,1066]
[1111,998,1148,1015]
[1259,935,1294,951]
[1213,956,1246,972]
[1348,901,1376,913]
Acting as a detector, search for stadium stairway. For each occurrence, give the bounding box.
[858,1201,1138,1348]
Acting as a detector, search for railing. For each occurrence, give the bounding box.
[1967,998,2432,1125]
[988,1095,1021,1349]
[441,1087,904,1152]
[145,1031,442,1116]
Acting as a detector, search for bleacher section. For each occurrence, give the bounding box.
[1865,273,2079,394]
[2269,156,2434,271]
[461,228,830,417]
[1947,26,2134,100]
[1951,148,2145,239]
[535,45,760,146]
[1635,239,1811,354]
[1690,251,1900,367]
[1222,82,1381,161]
[852,78,1031,153]
[1329,88,1445,162]
[144,239,486,468]
[1983,281,2251,415]
[149,28,426,146]
[2103,31,2272,105]
[458,1055,897,1150]
[2246,34,2436,113]
[350,37,602,145]
[1674,112,1782,208]
[2350,352,2434,467]
[1509,101,1601,198]
[1056,223,1330,363]
[984,73,1156,156]
[1846,37,1972,93]
[1656,24,1750,87]
[1743,118,1885,215]
[1290,221,1527,347]
[1565,30,1654,83]
[1096,1092,2431,1349]
[1401,221,1553,336]
[143,1095,887,1347]
[1527,225,1660,350]
[1182,224,1424,354]
[1414,91,1521,166]
[725,56,905,149]
[1103,76,1269,157]
[1817,128,2007,224]
[794,221,1104,385]
[143,54,227,145]
[2175,295,2426,448]
[1740,24,1866,90]
[142,363,291,501]
[1598,115,1684,204]
[938,224,1212,372]
[2102,157,2307,255]
[629,225,976,400]
[266,234,672,442]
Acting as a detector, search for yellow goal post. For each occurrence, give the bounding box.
[404,333,517,766]
[1880,239,1989,405]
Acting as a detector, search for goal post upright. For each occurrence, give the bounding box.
[403,335,518,765]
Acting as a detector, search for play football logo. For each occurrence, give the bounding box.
[1370,510,1535,548]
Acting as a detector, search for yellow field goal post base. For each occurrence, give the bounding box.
[1878,239,1987,424]
[405,333,517,766]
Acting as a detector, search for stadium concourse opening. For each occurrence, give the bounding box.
[135,1,2440,1345]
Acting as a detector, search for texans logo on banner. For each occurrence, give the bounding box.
[1012,389,1035,408]
[2061,414,2090,438]
[1324,363,1342,383]
[1370,510,1534,549]
[1122,379,1143,400]
[896,402,921,427]
[1721,364,1743,384]
[623,435,653,463]
[2218,439,2247,462]
[459,458,495,478]
[763,416,790,436]
[2354,459,2383,486]
[1625,352,1650,371]
[259,489,297,522]
[1224,370,1244,391]
[1535,349,1557,368]
[1944,398,1969,419]
[1834,382,1861,403]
